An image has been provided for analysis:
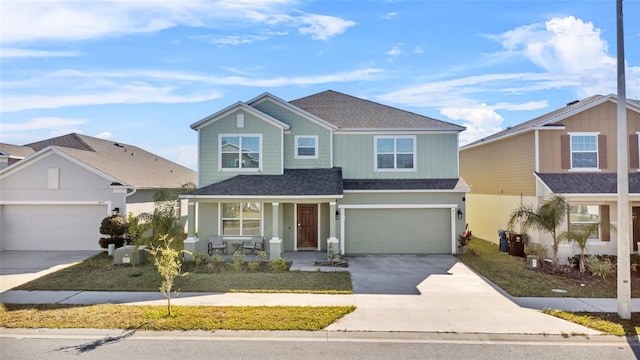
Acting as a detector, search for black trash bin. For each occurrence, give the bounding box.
[508,233,526,257]
[498,230,508,252]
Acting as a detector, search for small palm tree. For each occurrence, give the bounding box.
[507,195,568,271]
[558,222,614,273]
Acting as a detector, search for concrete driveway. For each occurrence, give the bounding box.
[347,254,458,294]
[0,250,100,292]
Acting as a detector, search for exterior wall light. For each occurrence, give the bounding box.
[457,209,463,220]
[112,207,120,216]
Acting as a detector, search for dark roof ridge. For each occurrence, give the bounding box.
[26,132,95,152]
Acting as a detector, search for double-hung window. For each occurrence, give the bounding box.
[570,133,598,169]
[374,136,416,171]
[295,135,318,159]
[221,202,261,236]
[569,205,600,240]
[219,134,261,170]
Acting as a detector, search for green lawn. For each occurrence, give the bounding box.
[457,237,639,298]
[0,303,355,331]
[14,253,352,294]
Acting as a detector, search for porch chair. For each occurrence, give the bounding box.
[208,236,228,256]
[242,236,264,255]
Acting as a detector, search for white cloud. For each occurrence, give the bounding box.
[381,12,399,20]
[0,1,355,44]
[0,48,82,58]
[0,117,86,132]
[50,128,84,137]
[386,43,403,57]
[95,132,114,140]
[413,46,424,54]
[298,13,356,40]
[156,144,198,170]
[2,68,381,112]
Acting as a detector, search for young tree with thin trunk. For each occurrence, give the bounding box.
[146,235,188,316]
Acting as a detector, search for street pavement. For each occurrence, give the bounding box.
[1,251,638,337]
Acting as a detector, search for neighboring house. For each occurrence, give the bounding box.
[460,94,640,261]
[0,133,196,251]
[182,90,469,258]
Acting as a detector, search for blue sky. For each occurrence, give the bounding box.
[1,0,639,170]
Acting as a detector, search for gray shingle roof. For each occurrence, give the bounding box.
[536,172,640,194]
[343,178,464,191]
[290,90,465,131]
[0,143,36,158]
[6,133,196,189]
[194,168,344,196]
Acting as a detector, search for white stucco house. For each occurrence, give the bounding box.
[0,133,196,251]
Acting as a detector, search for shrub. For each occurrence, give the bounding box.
[98,237,125,249]
[269,257,289,273]
[525,243,548,262]
[584,255,616,279]
[99,215,128,239]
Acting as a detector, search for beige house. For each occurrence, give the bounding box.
[460,94,640,262]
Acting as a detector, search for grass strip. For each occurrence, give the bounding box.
[542,309,640,336]
[0,303,355,331]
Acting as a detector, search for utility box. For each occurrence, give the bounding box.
[498,230,508,252]
[114,245,148,265]
[526,255,539,269]
[508,233,525,257]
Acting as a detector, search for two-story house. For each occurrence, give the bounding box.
[460,94,640,261]
[182,90,469,258]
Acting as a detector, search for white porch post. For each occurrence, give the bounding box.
[327,202,339,260]
[269,202,282,259]
[183,201,199,262]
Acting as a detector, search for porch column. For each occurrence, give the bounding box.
[327,202,340,260]
[183,201,199,262]
[269,202,282,259]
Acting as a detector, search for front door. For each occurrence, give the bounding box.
[297,204,318,249]
[633,207,640,252]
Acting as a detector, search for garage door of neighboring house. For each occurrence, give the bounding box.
[1,203,108,251]
[343,207,453,254]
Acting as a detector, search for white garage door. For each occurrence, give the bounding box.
[345,208,452,254]
[1,204,108,251]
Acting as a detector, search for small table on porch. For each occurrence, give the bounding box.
[228,240,244,254]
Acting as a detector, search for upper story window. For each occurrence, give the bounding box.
[219,134,261,171]
[295,135,318,159]
[570,133,598,169]
[374,136,416,171]
[221,202,261,236]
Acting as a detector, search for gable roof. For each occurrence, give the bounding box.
[190,101,290,131]
[462,94,640,150]
[290,90,465,131]
[1,133,196,189]
[188,168,343,197]
[247,92,339,130]
[536,172,640,194]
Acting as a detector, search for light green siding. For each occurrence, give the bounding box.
[334,133,459,179]
[253,99,332,169]
[198,110,283,186]
[345,208,451,254]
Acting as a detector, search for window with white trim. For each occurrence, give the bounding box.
[570,134,598,169]
[221,202,261,236]
[295,135,318,159]
[219,135,261,170]
[374,136,416,171]
[569,205,599,240]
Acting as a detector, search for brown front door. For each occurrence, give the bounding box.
[297,204,318,249]
[633,207,640,252]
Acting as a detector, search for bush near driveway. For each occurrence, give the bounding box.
[13,253,352,294]
[457,238,639,298]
